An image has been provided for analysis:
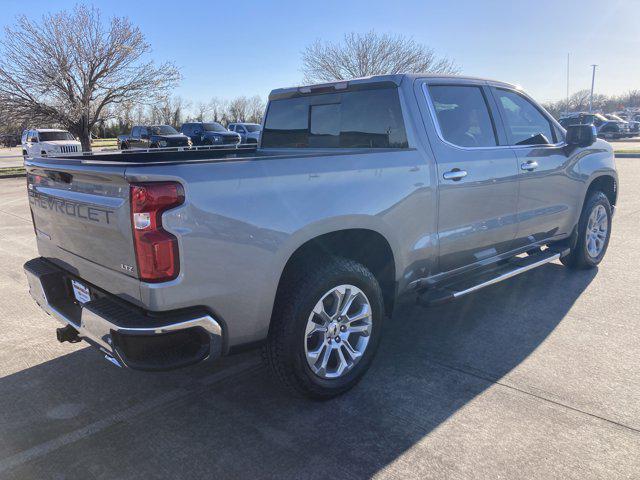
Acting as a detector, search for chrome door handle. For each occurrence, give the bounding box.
[521,160,539,171]
[443,169,468,181]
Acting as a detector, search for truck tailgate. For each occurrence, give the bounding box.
[26,159,141,300]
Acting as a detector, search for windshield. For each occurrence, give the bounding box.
[38,131,75,141]
[607,114,625,122]
[245,124,261,132]
[203,123,227,132]
[149,125,179,135]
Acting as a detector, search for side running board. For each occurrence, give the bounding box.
[417,247,569,307]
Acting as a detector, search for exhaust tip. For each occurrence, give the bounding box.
[56,325,81,343]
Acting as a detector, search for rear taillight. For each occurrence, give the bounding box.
[130,182,185,283]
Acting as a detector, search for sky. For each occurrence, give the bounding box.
[1,0,638,107]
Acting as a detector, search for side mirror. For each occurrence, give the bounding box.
[566,124,596,148]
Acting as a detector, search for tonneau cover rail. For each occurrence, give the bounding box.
[25,143,258,164]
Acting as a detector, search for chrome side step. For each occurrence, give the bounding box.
[417,247,568,306]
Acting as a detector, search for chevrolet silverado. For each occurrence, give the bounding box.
[24,74,617,398]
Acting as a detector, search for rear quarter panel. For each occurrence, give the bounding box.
[125,149,435,348]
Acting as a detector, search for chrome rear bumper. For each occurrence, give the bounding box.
[24,257,222,370]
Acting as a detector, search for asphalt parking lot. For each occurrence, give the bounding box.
[0,159,639,479]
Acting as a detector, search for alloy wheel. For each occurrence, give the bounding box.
[304,284,373,379]
[585,204,608,258]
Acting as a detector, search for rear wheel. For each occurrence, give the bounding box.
[561,191,612,269]
[264,257,384,399]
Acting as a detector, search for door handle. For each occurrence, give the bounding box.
[521,160,539,171]
[443,169,467,181]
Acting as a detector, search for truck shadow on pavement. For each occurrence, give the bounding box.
[0,263,597,479]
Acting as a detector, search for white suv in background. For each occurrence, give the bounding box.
[21,129,82,158]
[227,123,261,144]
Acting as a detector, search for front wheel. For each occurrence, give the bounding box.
[264,257,384,399]
[561,191,612,269]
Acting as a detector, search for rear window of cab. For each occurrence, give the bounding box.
[262,87,408,149]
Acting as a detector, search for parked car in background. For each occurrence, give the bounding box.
[228,123,261,144]
[180,122,240,146]
[605,114,638,136]
[21,129,81,158]
[597,121,625,140]
[118,125,191,150]
[559,113,628,140]
[23,74,617,398]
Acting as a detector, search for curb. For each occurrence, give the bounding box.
[615,153,640,158]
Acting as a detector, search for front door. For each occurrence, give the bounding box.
[490,87,581,249]
[422,81,520,274]
[130,126,141,148]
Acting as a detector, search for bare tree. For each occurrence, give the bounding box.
[301,31,459,84]
[151,96,189,128]
[193,101,211,122]
[246,95,266,124]
[207,97,229,123]
[227,96,251,123]
[0,5,180,150]
[542,89,613,118]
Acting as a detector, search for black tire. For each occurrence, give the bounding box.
[561,191,612,269]
[264,257,384,399]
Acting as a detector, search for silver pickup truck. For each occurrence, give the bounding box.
[23,74,617,398]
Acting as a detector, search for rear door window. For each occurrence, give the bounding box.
[428,85,497,148]
[262,87,408,149]
[494,88,555,145]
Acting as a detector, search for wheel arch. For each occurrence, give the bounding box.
[585,173,617,208]
[273,227,398,318]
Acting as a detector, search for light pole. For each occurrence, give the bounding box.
[566,53,570,116]
[589,64,598,113]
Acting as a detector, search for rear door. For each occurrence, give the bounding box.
[490,87,580,248]
[421,80,520,273]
